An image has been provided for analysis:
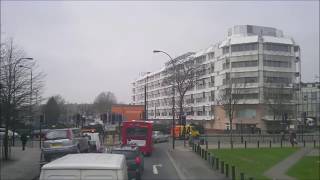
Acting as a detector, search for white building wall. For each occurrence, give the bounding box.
[132,25,301,131]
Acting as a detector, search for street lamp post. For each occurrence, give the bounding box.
[19,65,33,145]
[153,50,176,149]
[12,58,33,146]
[144,72,150,121]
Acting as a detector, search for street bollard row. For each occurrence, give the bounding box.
[191,142,256,180]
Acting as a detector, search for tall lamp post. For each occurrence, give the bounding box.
[19,65,33,144]
[12,58,33,146]
[153,50,176,149]
[144,72,150,121]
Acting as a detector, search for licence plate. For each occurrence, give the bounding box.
[51,143,61,147]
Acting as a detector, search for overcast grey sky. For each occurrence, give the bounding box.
[1,1,319,104]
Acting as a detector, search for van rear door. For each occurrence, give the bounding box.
[81,170,117,180]
[40,169,80,180]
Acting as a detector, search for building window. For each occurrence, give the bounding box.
[237,109,256,118]
[222,46,229,54]
[211,91,215,101]
[264,76,291,84]
[311,92,317,100]
[210,63,215,73]
[263,43,291,52]
[234,93,259,100]
[232,77,258,84]
[195,56,206,64]
[223,58,230,69]
[208,52,215,59]
[247,25,253,34]
[231,43,258,52]
[231,60,258,68]
[263,60,291,68]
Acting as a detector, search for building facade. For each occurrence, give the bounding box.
[297,82,320,127]
[132,25,301,132]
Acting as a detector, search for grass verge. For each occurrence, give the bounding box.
[208,147,298,180]
[286,155,320,180]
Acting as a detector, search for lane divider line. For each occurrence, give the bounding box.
[165,150,186,180]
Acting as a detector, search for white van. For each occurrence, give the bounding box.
[39,153,128,180]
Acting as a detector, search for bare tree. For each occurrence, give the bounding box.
[216,77,243,143]
[0,39,44,160]
[264,85,294,133]
[163,52,202,125]
[93,91,117,114]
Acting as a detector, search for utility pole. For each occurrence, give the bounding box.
[153,50,175,149]
[144,79,147,120]
[172,85,175,149]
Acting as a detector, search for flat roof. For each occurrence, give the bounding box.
[42,154,125,170]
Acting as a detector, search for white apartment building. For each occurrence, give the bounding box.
[297,82,320,128]
[132,25,301,132]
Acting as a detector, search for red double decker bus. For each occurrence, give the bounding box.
[121,120,153,156]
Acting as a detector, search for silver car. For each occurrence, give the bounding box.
[152,131,169,143]
[42,128,89,162]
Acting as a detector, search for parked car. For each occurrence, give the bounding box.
[40,153,128,180]
[42,128,89,162]
[83,132,103,152]
[152,131,169,143]
[0,128,19,139]
[111,145,144,180]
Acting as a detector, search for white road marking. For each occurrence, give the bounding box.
[152,164,162,175]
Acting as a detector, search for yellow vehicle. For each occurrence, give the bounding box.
[171,125,200,139]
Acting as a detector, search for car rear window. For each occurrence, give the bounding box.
[45,130,68,140]
[111,150,137,159]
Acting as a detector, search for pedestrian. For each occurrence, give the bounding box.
[289,132,296,147]
[21,133,28,151]
[292,132,297,144]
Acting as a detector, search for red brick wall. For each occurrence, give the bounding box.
[112,105,144,121]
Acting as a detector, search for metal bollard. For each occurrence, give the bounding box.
[245,141,247,149]
[303,140,306,147]
[231,166,236,180]
[240,172,244,180]
[231,141,233,149]
[206,140,208,150]
[216,158,219,170]
[269,140,271,148]
[218,140,220,149]
[211,156,215,168]
[202,149,205,159]
[221,161,224,174]
[257,141,260,148]
[225,164,229,177]
[205,150,207,160]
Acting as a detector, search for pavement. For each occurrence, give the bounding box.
[264,147,316,180]
[0,143,41,180]
[166,140,228,180]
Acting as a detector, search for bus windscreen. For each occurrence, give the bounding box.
[126,127,147,137]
